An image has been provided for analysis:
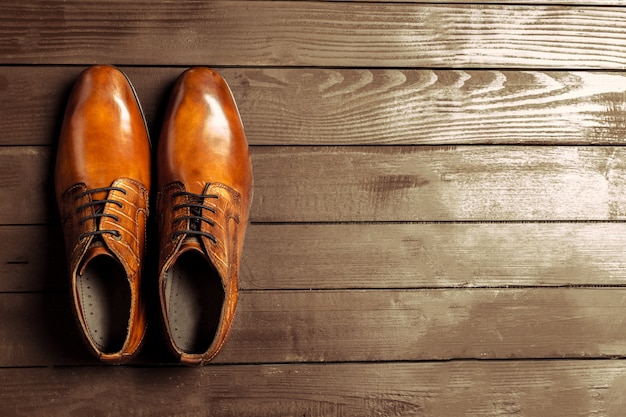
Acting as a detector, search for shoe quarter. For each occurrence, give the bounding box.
[60,183,96,275]
[201,182,241,287]
[100,178,149,278]
[157,182,188,272]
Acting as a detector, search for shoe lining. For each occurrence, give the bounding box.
[78,255,131,354]
[165,250,224,354]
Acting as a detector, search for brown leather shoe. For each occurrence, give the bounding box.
[55,65,150,364]
[157,68,253,366]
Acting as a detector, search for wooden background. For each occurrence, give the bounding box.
[3,0,626,415]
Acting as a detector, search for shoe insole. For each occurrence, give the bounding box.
[78,255,131,354]
[165,250,224,354]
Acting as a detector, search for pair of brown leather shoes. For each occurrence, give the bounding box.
[55,66,253,365]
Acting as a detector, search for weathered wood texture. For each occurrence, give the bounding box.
[3,2,626,68]
[4,67,626,146]
[6,223,626,292]
[1,360,626,417]
[2,289,626,366]
[4,0,626,414]
[5,145,626,224]
[252,146,626,222]
[244,223,626,289]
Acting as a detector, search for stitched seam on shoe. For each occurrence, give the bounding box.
[105,178,147,276]
[158,182,186,266]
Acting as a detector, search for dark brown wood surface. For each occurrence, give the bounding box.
[4,2,626,68]
[3,0,626,415]
[1,361,625,417]
[5,223,626,292]
[2,289,626,367]
[5,67,626,146]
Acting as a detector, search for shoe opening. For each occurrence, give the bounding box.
[77,255,131,354]
[165,250,224,354]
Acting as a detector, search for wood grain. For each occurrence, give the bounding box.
[8,145,626,224]
[4,289,626,366]
[243,222,626,289]
[225,288,626,363]
[8,222,626,292]
[221,69,626,145]
[0,147,52,224]
[5,67,626,146]
[4,0,626,412]
[252,145,626,222]
[1,360,625,417]
[3,2,626,68]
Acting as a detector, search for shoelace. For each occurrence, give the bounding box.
[75,186,126,240]
[172,183,219,244]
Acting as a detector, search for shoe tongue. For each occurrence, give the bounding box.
[79,240,114,276]
[180,236,205,254]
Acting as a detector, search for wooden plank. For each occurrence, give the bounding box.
[243,223,626,289]
[8,222,626,292]
[4,289,626,366]
[225,288,626,363]
[0,292,92,367]
[0,147,51,225]
[6,145,626,224]
[3,2,626,68]
[0,226,66,292]
[215,69,626,145]
[5,67,626,146]
[253,145,626,222]
[0,360,625,416]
